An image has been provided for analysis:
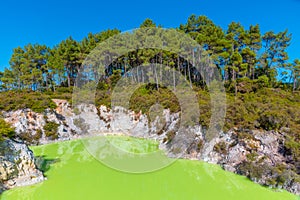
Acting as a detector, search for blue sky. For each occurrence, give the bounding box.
[0,0,300,71]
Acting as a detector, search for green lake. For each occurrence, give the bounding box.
[1,137,298,200]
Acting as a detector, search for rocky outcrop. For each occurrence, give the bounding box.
[194,130,300,195]
[2,99,80,145]
[2,100,300,195]
[0,139,45,193]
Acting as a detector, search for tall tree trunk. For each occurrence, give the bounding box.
[136,66,139,83]
[160,52,162,85]
[173,65,176,92]
[67,65,71,87]
[177,56,180,72]
[187,62,192,88]
[67,73,71,87]
[141,67,144,83]
[184,63,187,81]
[233,68,237,97]
[154,64,159,90]
[293,75,296,93]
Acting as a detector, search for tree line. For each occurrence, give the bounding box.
[0,15,299,93]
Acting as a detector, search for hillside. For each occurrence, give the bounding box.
[1,15,300,195]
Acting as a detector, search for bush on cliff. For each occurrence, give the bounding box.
[0,119,15,141]
[0,90,56,113]
[44,122,59,140]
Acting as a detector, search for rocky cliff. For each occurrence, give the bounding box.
[2,99,80,145]
[2,99,300,195]
[0,139,45,193]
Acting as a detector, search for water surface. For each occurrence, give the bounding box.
[1,137,298,200]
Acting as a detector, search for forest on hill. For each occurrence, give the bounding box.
[0,15,299,92]
[0,15,300,183]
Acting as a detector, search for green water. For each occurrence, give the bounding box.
[1,137,298,200]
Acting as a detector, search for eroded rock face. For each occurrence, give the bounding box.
[0,139,45,192]
[2,99,80,145]
[194,130,300,195]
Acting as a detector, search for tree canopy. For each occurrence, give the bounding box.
[0,16,297,92]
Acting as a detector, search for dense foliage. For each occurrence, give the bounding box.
[0,90,57,113]
[0,15,299,92]
[0,118,15,141]
[43,121,59,140]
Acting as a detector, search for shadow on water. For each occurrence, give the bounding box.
[34,156,60,175]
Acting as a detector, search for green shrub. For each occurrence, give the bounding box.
[163,130,176,143]
[258,111,287,131]
[237,161,267,180]
[0,90,56,113]
[197,139,204,151]
[0,119,15,141]
[246,152,258,162]
[128,84,180,114]
[44,122,59,140]
[256,75,270,89]
[213,141,227,154]
[18,130,42,145]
